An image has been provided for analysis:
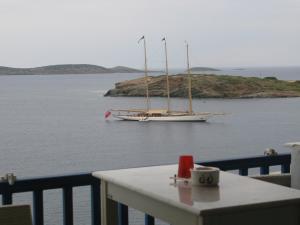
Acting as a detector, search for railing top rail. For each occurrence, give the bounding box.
[196,153,291,170]
[0,173,98,194]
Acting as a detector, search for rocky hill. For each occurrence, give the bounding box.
[104,74,300,98]
[0,64,143,75]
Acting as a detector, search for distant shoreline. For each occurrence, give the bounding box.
[0,64,154,75]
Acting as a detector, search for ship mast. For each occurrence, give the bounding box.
[139,36,150,112]
[162,38,171,112]
[186,42,193,114]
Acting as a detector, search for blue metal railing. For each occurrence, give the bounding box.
[0,153,291,225]
[198,153,291,175]
[0,173,100,225]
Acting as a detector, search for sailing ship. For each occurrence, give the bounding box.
[107,36,221,122]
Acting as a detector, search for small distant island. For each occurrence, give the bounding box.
[189,67,220,72]
[105,74,300,98]
[233,68,246,71]
[0,64,144,75]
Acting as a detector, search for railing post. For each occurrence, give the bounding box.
[145,214,155,225]
[33,190,44,225]
[239,168,248,176]
[260,166,270,175]
[2,187,13,205]
[91,180,101,225]
[118,203,128,225]
[63,186,73,225]
[281,164,290,173]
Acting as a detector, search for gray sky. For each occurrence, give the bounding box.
[1,0,299,68]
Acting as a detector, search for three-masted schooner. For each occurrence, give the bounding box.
[108,36,218,122]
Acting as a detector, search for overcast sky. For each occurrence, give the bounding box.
[0,0,299,69]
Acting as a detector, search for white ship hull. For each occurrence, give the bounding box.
[113,114,209,122]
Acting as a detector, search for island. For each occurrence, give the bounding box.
[189,67,220,72]
[0,64,144,75]
[104,74,300,98]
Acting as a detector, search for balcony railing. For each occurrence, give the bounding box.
[0,153,291,225]
[199,153,291,175]
[0,173,101,225]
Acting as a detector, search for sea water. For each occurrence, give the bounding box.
[0,67,300,225]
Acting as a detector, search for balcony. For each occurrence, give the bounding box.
[0,153,291,225]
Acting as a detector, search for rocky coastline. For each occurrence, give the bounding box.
[104,74,300,98]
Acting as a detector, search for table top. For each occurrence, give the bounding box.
[93,164,300,216]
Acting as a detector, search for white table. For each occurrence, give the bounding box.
[93,165,300,225]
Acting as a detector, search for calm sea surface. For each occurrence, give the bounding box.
[0,66,300,225]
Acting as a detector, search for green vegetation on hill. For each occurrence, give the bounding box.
[105,74,300,98]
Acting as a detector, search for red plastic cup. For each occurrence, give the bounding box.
[177,155,194,178]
